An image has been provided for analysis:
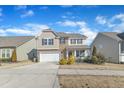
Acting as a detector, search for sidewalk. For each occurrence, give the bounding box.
[58,69,124,76]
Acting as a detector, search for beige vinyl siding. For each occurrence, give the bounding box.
[59,38,68,50]
[91,33,119,63]
[16,38,36,61]
[37,31,59,50]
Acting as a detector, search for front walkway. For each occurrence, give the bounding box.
[58,69,124,76]
[0,62,59,88]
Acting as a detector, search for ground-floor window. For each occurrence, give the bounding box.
[1,49,11,58]
[76,50,85,57]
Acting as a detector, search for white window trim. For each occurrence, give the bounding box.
[69,38,83,45]
[42,38,54,45]
[1,48,12,58]
[75,50,85,57]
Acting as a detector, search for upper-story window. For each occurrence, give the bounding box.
[42,39,47,45]
[71,39,76,44]
[42,38,54,45]
[60,38,65,44]
[48,39,53,45]
[77,39,82,44]
[70,39,83,45]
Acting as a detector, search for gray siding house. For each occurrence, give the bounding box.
[0,36,36,61]
[91,32,124,63]
[0,29,90,62]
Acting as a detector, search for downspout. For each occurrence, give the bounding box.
[118,41,121,64]
[35,36,38,62]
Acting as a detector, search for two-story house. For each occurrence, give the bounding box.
[0,29,90,63]
[91,32,124,64]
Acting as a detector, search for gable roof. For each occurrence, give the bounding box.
[0,36,34,48]
[55,32,87,39]
[42,29,87,39]
[118,32,124,40]
[100,32,123,41]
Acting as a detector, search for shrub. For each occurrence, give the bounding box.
[67,54,75,65]
[59,58,67,65]
[83,57,91,63]
[92,45,97,56]
[96,53,106,64]
[0,58,11,62]
[91,56,98,64]
[11,49,17,62]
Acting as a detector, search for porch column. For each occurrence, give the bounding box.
[84,50,87,57]
[119,42,121,63]
[74,50,76,57]
[66,50,68,58]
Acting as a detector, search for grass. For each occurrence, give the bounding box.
[0,61,35,69]
[59,75,124,88]
[60,63,124,70]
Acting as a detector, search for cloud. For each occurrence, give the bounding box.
[21,10,34,18]
[112,13,124,22]
[0,23,49,36]
[95,16,107,25]
[24,23,49,32]
[109,13,124,32]
[95,15,115,28]
[15,6,34,18]
[6,28,33,35]
[57,20,97,45]
[61,15,67,19]
[57,20,86,27]
[57,20,77,27]
[79,26,97,45]
[112,22,124,33]
[0,29,7,36]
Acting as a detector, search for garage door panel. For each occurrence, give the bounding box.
[40,53,59,62]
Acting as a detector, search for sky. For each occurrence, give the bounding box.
[0,5,124,44]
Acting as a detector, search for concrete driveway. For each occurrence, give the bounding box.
[0,62,59,88]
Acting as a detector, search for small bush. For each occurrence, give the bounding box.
[92,45,97,56]
[91,53,106,65]
[67,54,75,65]
[83,57,91,63]
[96,53,106,64]
[91,56,98,64]
[59,58,67,65]
[11,49,17,62]
[0,58,11,62]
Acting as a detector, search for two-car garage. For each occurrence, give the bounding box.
[39,50,60,63]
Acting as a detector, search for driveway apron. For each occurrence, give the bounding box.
[0,62,59,88]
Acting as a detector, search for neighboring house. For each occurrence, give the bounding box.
[0,36,36,61]
[0,29,90,62]
[91,32,124,63]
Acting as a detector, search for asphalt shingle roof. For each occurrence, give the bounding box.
[118,32,124,40]
[101,32,123,41]
[0,36,34,48]
[55,32,87,39]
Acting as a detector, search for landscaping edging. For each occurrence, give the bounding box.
[58,69,124,76]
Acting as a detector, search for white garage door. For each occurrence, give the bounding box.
[40,53,60,62]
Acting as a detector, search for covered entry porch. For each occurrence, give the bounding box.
[65,45,90,59]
